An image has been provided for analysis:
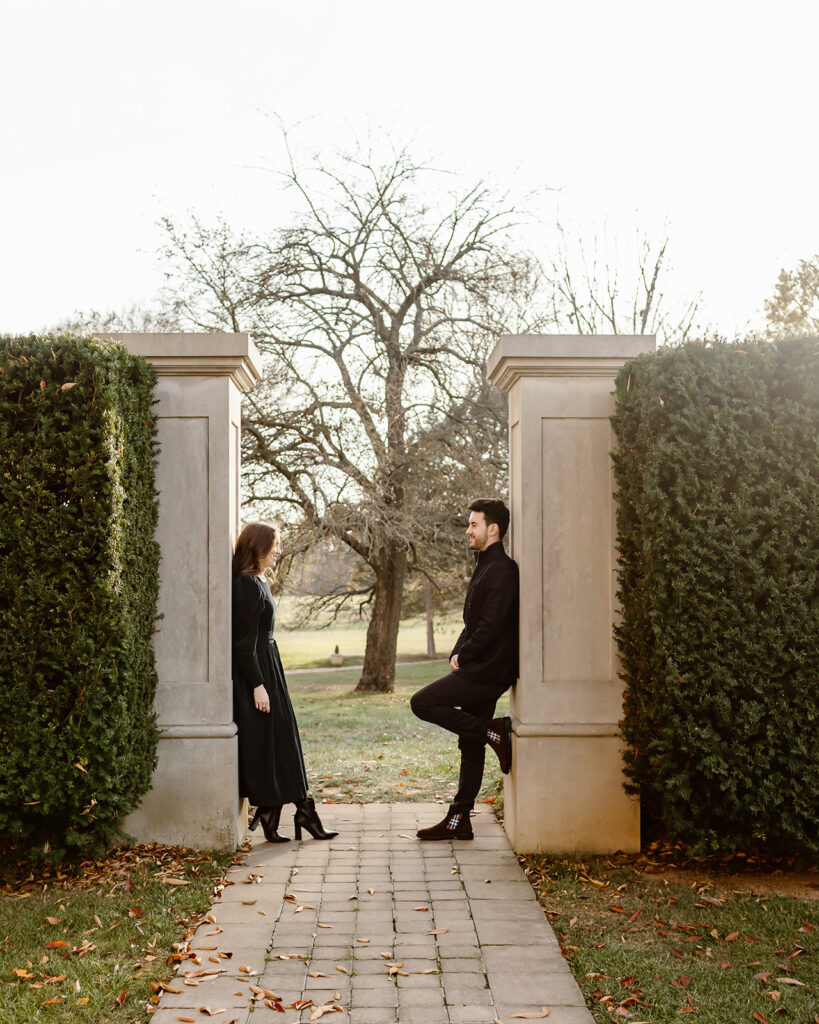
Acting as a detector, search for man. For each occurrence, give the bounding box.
[410,498,519,840]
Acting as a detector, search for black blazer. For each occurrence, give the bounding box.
[450,541,519,687]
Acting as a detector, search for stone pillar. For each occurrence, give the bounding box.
[487,335,654,854]
[99,333,262,849]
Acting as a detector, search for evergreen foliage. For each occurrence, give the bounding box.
[612,337,818,856]
[0,334,160,860]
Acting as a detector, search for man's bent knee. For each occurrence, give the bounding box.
[410,689,431,721]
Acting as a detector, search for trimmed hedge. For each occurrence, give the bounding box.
[612,337,818,856]
[0,334,160,860]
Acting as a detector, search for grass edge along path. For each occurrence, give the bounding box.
[522,852,818,1024]
[0,843,233,1024]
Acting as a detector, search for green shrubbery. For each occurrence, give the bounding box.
[0,334,160,860]
[612,337,818,856]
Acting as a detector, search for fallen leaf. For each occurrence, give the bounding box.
[420,968,437,974]
[356,938,370,943]
[45,916,62,925]
[199,1010,227,1017]
[513,1010,550,1019]
[309,972,328,978]
[725,932,739,942]
[61,382,77,391]
[798,923,815,933]
[776,978,807,986]
[755,972,773,984]
[670,947,685,960]
[46,941,70,948]
[627,909,642,923]
[76,997,89,1004]
[335,966,348,974]
[427,928,449,935]
[40,997,63,1005]
[413,907,429,912]
[753,1014,769,1024]
[175,1018,196,1023]
[164,878,191,886]
[115,989,128,1007]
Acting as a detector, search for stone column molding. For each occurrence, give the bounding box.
[487,335,655,854]
[97,333,263,849]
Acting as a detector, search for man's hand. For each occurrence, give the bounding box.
[253,685,271,713]
[450,654,460,671]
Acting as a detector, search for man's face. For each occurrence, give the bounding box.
[466,511,491,551]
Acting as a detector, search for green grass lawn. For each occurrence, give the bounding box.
[0,846,231,1024]
[288,660,509,804]
[274,608,463,669]
[524,855,818,1024]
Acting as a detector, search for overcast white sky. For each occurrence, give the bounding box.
[2,0,817,336]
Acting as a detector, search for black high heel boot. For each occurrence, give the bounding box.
[249,806,290,843]
[293,797,338,840]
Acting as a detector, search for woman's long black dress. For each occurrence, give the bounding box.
[231,573,308,806]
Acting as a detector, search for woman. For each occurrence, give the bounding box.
[232,521,338,842]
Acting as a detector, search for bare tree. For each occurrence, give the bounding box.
[764,255,819,336]
[540,224,701,344]
[158,142,536,692]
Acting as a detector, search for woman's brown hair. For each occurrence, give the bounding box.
[233,521,279,579]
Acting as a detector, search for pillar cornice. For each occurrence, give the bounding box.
[487,334,655,390]
[96,333,263,392]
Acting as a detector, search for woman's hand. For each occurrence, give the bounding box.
[253,685,271,713]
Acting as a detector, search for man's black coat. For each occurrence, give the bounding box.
[450,540,519,688]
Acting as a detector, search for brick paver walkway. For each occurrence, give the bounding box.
[149,804,593,1024]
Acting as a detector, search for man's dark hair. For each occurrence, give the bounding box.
[469,498,510,541]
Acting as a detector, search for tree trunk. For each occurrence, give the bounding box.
[355,544,407,693]
[424,577,437,659]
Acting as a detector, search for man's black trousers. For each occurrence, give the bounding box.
[410,671,511,815]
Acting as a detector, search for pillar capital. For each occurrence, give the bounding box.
[100,333,263,391]
[488,334,654,389]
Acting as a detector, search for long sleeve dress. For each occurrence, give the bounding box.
[231,572,309,806]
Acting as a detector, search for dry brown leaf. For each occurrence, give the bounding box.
[199,1009,227,1017]
[513,1010,550,1020]
[309,972,328,978]
[776,978,807,986]
[93,914,103,928]
[316,922,333,929]
[335,965,349,974]
[175,1018,196,1023]
[356,938,370,944]
[61,382,77,391]
[413,906,429,912]
[427,928,449,935]
[45,916,62,925]
[420,968,437,974]
[164,878,191,886]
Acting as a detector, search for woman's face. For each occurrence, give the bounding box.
[259,535,282,571]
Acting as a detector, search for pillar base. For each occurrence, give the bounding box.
[123,729,244,850]
[503,732,640,854]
